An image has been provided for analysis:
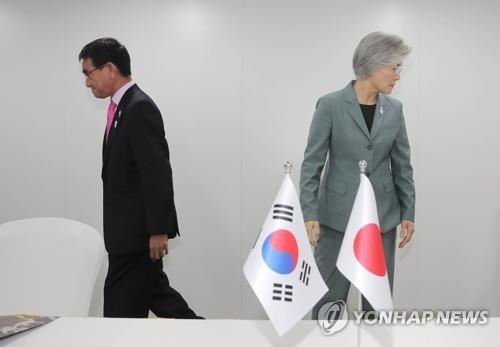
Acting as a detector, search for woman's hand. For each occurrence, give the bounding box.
[399,220,415,248]
[305,221,321,247]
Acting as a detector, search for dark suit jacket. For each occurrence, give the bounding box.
[102,84,179,254]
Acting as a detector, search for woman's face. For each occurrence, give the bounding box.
[369,64,401,94]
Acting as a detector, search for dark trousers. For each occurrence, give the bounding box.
[104,251,201,318]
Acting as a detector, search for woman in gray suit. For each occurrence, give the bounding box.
[299,32,416,318]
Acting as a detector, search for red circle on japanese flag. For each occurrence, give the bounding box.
[353,223,387,276]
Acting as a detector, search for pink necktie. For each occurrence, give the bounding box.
[106,101,117,142]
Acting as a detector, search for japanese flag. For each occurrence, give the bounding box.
[336,172,393,311]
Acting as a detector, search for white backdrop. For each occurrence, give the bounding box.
[0,0,499,319]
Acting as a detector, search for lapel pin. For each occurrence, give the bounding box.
[380,106,384,114]
[114,120,118,128]
[118,110,122,119]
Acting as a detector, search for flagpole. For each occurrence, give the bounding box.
[357,160,368,347]
[357,287,362,347]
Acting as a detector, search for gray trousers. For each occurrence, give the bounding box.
[312,224,396,319]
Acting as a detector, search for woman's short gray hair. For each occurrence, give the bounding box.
[353,31,411,79]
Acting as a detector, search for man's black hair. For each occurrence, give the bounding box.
[79,38,131,76]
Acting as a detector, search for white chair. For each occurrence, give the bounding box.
[0,217,105,317]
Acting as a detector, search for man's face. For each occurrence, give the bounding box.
[82,58,112,99]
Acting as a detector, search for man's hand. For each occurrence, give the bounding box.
[150,234,168,261]
[399,220,415,248]
[305,221,321,247]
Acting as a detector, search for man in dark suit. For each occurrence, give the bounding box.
[79,38,200,318]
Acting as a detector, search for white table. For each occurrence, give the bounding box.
[0,317,498,347]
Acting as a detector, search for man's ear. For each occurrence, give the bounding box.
[107,62,118,79]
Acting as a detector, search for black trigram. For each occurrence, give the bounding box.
[272,204,294,223]
[299,260,311,286]
[272,283,293,302]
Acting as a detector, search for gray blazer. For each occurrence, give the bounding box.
[300,81,415,233]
